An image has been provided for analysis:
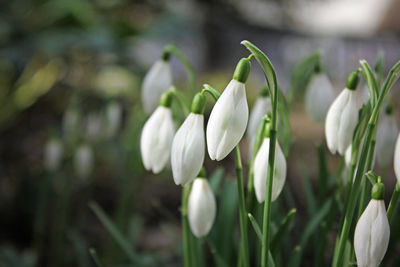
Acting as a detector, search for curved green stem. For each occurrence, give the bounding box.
[241,40,278,267]
[169,86,190,116]
[201,84,221,100]
[234,146,250,267]
[387,183,400,222]
[164,44,196,92]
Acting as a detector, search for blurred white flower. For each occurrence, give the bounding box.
[305,73,335,122]
[86,112,103,141]
[206,80,248,161]
[105,101,123,137]
[44,139,63,171]
[325,88,358,155]
[395,133,400,184]
[171,113,205,186]
[140,106,175,174]
[376,112,398,168]
[354,199,390,267]
[247,95,271,156]
[74,144,94,180]
[141,60,172,114]
[188,178,216,238]
[254,137,287,203]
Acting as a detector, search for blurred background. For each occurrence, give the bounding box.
[1,0,400,266]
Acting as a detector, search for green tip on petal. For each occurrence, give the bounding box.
[346,71,359,90]
[191,93,206,114]
[233,58,251,83]
[160,90,174,107]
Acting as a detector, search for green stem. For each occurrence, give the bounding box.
[387,183,400,222]
[164,44,196,92]
[182,185,192,267]
[170,87,190,116]
[234,146,250,267]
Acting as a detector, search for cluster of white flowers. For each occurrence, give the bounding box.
[140,54,288,237]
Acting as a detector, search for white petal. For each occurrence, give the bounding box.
[171,114,205,186]
[247,96,271,140]
[325,89,351,154]
[140,106,175,173]
[141,60,172,114]
[74,144,94,179]
[305,73,335,122]
[354,200,378,267]
[337,90,358,154]
[44,139,64,171]
[188,178,217,237]
[395,134,400,184]
[376,114,399,167]
[345,145,352,167]
[369,201,390,267]
[253,138,287,203]
[206,80,248,161]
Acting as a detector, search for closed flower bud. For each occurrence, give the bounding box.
[74,144,94,179]
[325,87,359,155]
[247,95,271,156]
[141,59,173,114]
[376,109,398,168]
[141,101,175,174]
[395,133,400,184]
[354,190,390,267]
[44,138,63,171]
[254,137,287,203]
[305,73,335,122]
[188,178,217,238]
[206,79,249,160]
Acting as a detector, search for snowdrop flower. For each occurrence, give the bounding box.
[254,130,287,203]
[105,101,123,138]
[74,144,94,180]
[354,180,390,267]
[188,177,217,238]
[206,58,251,161]
[395,133,400,184]
[376,104,398,168]
[171,93,206,186]
[44,138,63,171]
[247,88,271,156]
[85,112,103,141]
[325,72,359,155]
[141,52,173,114]
[141,91,175,174]
[305,70,335,122]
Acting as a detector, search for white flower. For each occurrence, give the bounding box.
[325,88,358,155]
[188,178,217,238]
[247,96,271,157]
[105,101,123,137]
[171,113,205,186]
[141,60,172,114]
[74,144,94,179]
[305,73,335,122]
[140,106,175,173]
[376,112,398,168]
[44,139,63,171]
[354,199,390,267]
[254,137,287,203]
[86,112,103,141]
[395,133,400,184]
[206,79,248,161]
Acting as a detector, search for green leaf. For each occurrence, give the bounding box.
[271,209,296,250]
[248,213,263,242]
[209,168,224,194]
[300,165,317,216]
[360,60,378,106]
[241,40,277,102]
[89,248,105,267]
[88,201,136,263]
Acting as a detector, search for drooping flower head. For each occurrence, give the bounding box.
[376,102,398,168]
[395,133,400,184]
[141,50,173,114]
[305,64,335,122]
[253,122,287,203]
[188,177,217,238]
[140,90,175,174]
[206,58,251,161]
[325,71,360,155]
[354,179,390,267]
[171,93,206,186]
[74,143,94,180]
